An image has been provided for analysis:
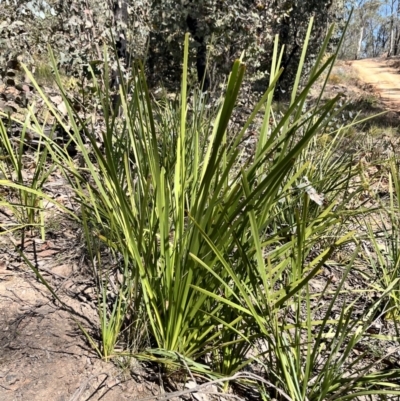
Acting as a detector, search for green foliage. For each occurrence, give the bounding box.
[0,0,345,92]
[149,0,345,90]
[2,18,400,400]
[361,158,400,321]
[0,116,53,236]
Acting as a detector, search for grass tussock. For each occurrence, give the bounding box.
[1,19,400,400]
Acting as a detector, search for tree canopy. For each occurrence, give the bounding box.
[0,0,345,92]
[340,0,400,59]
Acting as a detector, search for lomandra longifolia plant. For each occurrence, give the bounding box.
[2,15,400,400]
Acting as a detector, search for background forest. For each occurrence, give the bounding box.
[1,0,345,93]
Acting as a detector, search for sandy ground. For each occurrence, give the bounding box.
[0,233,155,400]
[352,57,400,111]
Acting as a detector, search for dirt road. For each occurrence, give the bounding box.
[351,57,400,111]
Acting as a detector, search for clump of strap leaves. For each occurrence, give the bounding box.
[2,17,400,401]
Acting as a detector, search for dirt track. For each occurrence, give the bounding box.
[352,57,400,111]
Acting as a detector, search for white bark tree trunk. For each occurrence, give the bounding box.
[357,26,364,59]
[389,15,395,56]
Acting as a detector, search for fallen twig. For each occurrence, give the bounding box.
[133,371,295,401]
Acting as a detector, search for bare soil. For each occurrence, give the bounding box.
[0,232,157,401]
[351,57,400,111]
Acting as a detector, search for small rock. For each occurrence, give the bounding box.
[52,264,73,277]
[5,374,19,385]
[5,101,19,112]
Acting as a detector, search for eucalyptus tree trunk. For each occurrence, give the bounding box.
[186,14,210,92]
[394,26,400,55]
[111,0,130,112]
[389,14,395,56]
[112,0,129,62]
[356,26,364,59]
